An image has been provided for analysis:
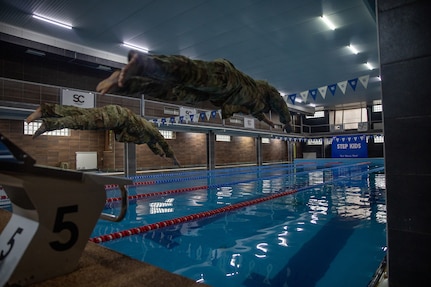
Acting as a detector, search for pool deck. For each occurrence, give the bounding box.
[0,209,209,287]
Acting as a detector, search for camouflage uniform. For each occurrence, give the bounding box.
[37,103,176,159]
[116,51,292,132]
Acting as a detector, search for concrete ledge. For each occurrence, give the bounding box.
[0,209,209,287]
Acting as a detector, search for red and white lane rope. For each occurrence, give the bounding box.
[105,185,208,203]
[89,188,298,243]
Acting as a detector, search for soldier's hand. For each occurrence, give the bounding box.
[96,70,120,95]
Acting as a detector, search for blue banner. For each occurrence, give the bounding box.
[332,135,367,158]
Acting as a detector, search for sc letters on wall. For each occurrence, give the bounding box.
[61,89,95,108]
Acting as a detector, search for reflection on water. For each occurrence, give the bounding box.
[94,163,386,287]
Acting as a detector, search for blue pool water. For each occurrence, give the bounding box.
[91,160,387,287]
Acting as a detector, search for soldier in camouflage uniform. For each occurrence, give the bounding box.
[97,50,292,132]
[26,103,180,166]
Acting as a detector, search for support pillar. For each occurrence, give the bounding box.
[124,143,136,177]
[206,131,215,170]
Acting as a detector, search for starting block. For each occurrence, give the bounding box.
[0,132,132,286]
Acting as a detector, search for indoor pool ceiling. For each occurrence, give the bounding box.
[0,0,380,110]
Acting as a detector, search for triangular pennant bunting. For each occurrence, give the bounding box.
[318,86,327,99]
[200,112,206,121]
[328,84,337,95]
[288,94,297,104]
[359,75,370,88]
[205,111,212,120]
[300,91,308,102]
[337,81,347,94]
[348,78,358,91]
[309,89,318,101]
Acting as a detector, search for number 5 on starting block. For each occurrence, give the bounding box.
[0,171,131,286]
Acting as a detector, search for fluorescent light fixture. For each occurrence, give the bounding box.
[25,49,46,57]
[295,98,303,103]
[320,15,335,30]
[33,14,72,29]
[365,62,373,70]
[122,42,149,53]
[97,65,112,71]
[348,45,359,54]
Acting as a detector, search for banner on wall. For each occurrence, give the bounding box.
[61,89,94,108]
[332,135,367,158]
[179,107,197,122]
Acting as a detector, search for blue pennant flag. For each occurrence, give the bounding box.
[211,110,217,118]
[179,116,184,123]
[309,89,318,101]
[161,118,166,125]
[348,78,358,91]
[328,84,337,96]
[170,117,176,123]
[288,94,297,104]
[152,119,158,124]
[190,114,194,122]
[200,112,206,120]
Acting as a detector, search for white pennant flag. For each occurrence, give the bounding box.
[337,80,348,94]
[359,75,370,88]
[318,86,327,99]
[218,110,222,119]
[205,111,211,120]
[300,90,308,102]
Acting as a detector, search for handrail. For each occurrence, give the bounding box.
[99,184,128,222]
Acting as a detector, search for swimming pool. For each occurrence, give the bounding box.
[90,160,387,287]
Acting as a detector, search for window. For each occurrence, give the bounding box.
[216,134,231,142]
[306,111,325,119]
[372,100,383,112]
[229,118,243,124]
[261,138,270,144]
[159,130,175,139]
[164,107,179,115]
[330,108,368,130]
[373,135,384,143]
[372,104,383,112]
[307,138,322,145]
[24,121,70,136]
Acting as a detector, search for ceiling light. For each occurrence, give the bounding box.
[25,49,46,57]
[32,14,72,29]
[320,15,335,30]
[347,45,359,54]
[122,42,149,53]
[97,65,112,71]
[365,62,373,70]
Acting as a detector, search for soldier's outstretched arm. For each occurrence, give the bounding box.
[96,70,121,95]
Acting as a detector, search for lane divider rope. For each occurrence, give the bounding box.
[90,188,298,243]
[104,161,370,204]
[91,164,383,244]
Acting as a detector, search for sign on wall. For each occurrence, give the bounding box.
[61,89,95,108]
[244,117,255,129]
[332,135,367,158]
[179,107,197,122]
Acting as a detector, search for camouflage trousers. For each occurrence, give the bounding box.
[40,103,175,158]
[40,103,128,131]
